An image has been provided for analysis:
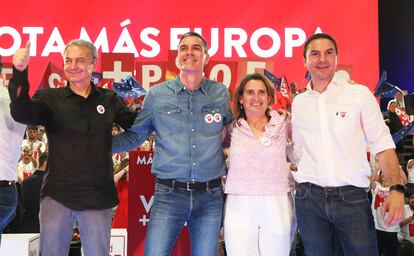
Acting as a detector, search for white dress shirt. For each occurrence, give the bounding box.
[0,85,26,181]
[291,73,395,187]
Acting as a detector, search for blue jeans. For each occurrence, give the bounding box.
[144,182,224,256]
[0,185,17,244]
[295,182,378,256]
[39,197,113,256]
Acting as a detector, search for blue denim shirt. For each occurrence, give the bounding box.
[113,77,232,182]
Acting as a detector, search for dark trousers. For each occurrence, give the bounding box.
[376,230,398,256]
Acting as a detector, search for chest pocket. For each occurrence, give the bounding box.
[200,105,223,136]
[333,110,360,135]
[158,107,182,134]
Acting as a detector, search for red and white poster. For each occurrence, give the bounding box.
[129,151,191,255]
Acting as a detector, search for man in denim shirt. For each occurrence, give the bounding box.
[113,32,232,256]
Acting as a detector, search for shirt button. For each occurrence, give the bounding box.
[167,111,170,114]
[190,112,194,115]
[191,128,195,132]
[193,162,196,166]
[192,145,196,148]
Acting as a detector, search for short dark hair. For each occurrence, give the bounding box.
[303,33,338,59]
[27,125,37,131]
[178,32,208,53]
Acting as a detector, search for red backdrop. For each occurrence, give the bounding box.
[0,1,379,255]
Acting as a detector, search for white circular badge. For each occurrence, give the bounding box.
[97,105,105,114]
[213,113,222,123]
[260,137,271,146]
[204,114,214,124]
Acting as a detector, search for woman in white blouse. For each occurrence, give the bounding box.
[222,73,296,255]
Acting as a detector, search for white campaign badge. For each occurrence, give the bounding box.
[204,114,214,123]
[97,105,105,114]
[213,113,222,123]
[260,137,271,146]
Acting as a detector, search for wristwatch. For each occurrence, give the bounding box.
[389,184,405,193]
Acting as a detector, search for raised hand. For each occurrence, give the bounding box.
[12,41,31,71]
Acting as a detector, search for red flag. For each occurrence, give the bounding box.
[395,107,414,127]
[276,75,292,111]
[39,62,65,89]
[280,75,289,99]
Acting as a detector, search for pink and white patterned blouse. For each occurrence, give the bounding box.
[224,110,294,195]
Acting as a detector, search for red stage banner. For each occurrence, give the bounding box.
[128,151,154,255]
[128,151,190,256]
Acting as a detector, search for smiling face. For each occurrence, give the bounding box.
[239,79,270,119]
[388,101,398,112]
[304,38,338,86]
[63,45,95,88]
[176,35,209,74]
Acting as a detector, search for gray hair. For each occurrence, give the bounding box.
[63,39,97,64]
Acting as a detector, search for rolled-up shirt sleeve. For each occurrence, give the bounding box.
[361,87,395,156]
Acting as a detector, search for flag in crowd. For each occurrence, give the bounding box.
[264,69,293,110]
[264,69,282,91]
[392,121,414,144]
[112,75,147,100]
[374,71,403,99]
[39,62,65,89]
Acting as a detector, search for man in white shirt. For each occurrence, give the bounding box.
[291,33,404,256]
[21,126,46,164]
[0,57,26,244]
